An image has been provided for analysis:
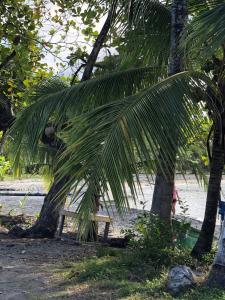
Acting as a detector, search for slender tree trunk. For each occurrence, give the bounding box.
[191,123,225,257]
[80,8,115,82]
[151,0,188,221]
[10,7,115,238]
[12,176,69,238]
[207,220,225,288]
[0,131,7,155]
[151,151,176,222]
[192,46,225,257]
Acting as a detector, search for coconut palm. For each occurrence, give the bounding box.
[8,0,172,237]
[49,0,225,251]
[151,0,188,225]
[9,0,224,243]
[183,1,225,258]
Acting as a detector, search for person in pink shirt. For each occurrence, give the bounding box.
[172,185,179,216]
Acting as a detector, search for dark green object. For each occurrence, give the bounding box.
[178,228,199,249]
[172,219,199,249]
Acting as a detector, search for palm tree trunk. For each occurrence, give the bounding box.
[207,219,225,288]
[10,7,115,238]
[151,151,176,222]
[191,123,225,258]
[151,0,188,222]
[80,7,115,82]
[13,175,69,238]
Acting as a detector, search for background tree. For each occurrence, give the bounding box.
[9,0,119,238]
[151,0,188,224]
[185,2,225,258]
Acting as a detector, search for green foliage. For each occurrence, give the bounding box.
[0,0,52,114]
[57,242,217,300]
[9,67,159,173]
[184,2,225,62]
[122,213,193,267]
[0,155,10,180]
[58,72,214,222]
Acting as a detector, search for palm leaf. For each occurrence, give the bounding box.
[56,72,218,224]
[9,67,161,170]
[120,0,171,68]
[184,2,225,60]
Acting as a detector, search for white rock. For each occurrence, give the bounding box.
[167,265,197,295]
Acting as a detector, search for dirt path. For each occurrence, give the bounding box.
[0,227,96,300]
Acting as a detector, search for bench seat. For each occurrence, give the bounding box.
[56,209,112,242]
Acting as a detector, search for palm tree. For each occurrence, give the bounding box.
[49,0,225,246]
[8,0,118,237]
[151,0,188,224]
[9,0,224,245]
[183,1,225,258]
[9,0,172,238]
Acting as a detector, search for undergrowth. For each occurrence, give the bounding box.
[55,213,222,300]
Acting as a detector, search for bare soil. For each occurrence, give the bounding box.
[0,225,97,299]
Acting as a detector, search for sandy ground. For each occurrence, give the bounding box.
[0,176,224,236]
[0,176,223,299]
[0,227,97,300]
[0,175,219,221]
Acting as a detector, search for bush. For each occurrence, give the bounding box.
[123,212,195,267]
[0,155,10,180]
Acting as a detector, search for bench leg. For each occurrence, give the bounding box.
[76,223,82,241]
[103,222,110,242]
[57,214,65,238]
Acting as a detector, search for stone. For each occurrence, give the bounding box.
[167,265,197,296]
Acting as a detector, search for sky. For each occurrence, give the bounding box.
[39,2,108,77]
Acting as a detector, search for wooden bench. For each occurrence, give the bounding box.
[56,209,112,242]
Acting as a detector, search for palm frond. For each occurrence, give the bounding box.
[184,2,225,61]
[188,0,225,14]
[9,67,161,170]
[120,0,171,68]
[57,72,218,222]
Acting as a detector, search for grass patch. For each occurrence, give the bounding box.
[54,245,224,300]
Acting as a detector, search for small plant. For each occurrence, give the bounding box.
[19,195,28,211]
[0,155,10,180]
[8,208,15,216]
[122,212,194,267]
[34,212,40,220]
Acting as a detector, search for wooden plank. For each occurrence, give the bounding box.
[60,209,112,223]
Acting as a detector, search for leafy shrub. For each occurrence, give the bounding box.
[123,212,195,267]
[0,155,10,180]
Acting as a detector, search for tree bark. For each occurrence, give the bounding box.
[151,152,176,222]
[207,219,225,288]
[0,95,15,132]
[191,123,225,258]
[11,176,69,238]
[191,46,225,258]
[10,7,115,238]
[80,8,114,82]
[151,0,188,222]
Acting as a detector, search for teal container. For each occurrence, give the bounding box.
[177,228,199,249]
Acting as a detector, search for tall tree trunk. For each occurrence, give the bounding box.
[151,0,188,222]
[80,8,114,82]
[207,219,225,288]
[191,123,225,257]
[10,8,114,238]
[151,151,176,222]
[192,46,225,257]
